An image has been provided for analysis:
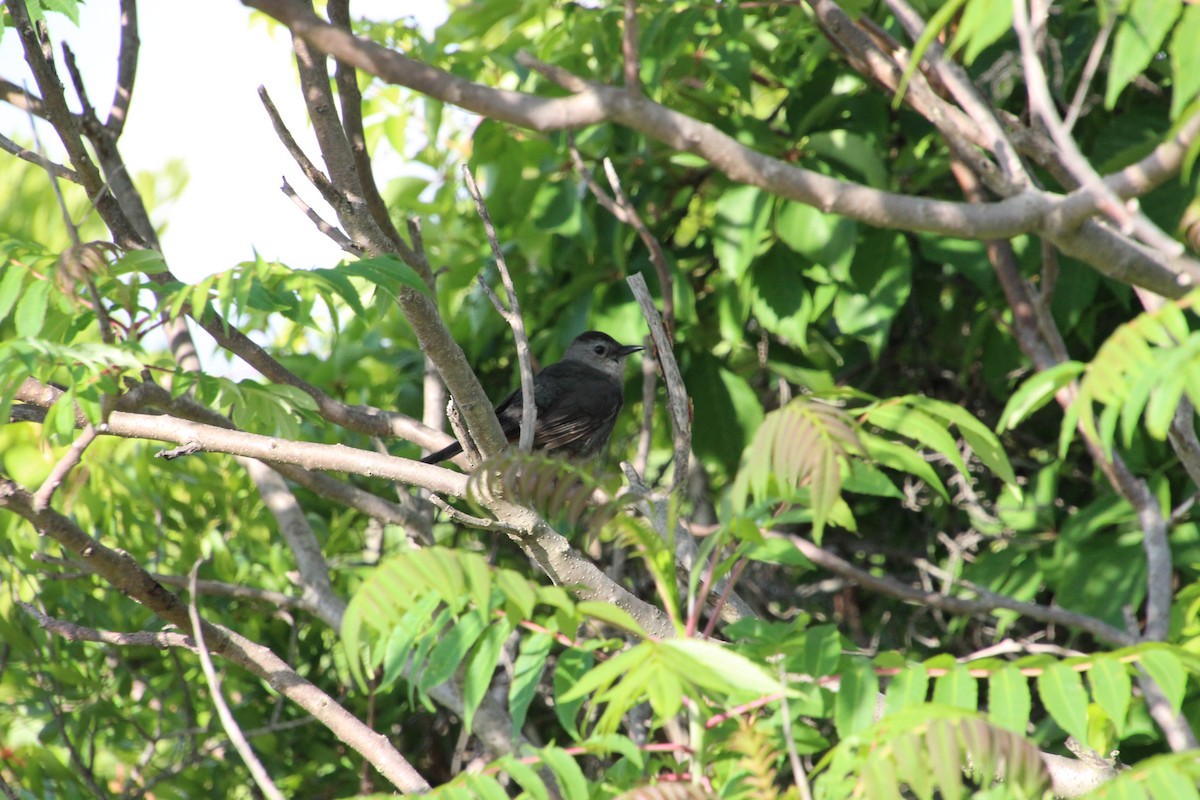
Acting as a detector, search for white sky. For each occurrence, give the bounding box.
[0,1,448,282]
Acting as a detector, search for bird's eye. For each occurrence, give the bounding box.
[593,344,606,355]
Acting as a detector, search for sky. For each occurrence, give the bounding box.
[0,1,448,282]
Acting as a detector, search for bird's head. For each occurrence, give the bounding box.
[563,331,644,377]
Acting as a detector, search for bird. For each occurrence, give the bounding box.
[421,331,644,465]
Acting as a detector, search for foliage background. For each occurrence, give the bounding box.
[2,0,1200,797]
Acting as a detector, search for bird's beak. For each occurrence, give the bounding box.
[619,344,645,357]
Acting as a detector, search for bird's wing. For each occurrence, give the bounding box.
[493,365,623,452]
[530,369,623,452]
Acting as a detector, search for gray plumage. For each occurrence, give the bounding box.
[421,331,643,464]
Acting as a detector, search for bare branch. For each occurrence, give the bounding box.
[14,383,469,497]
[776,532,1135,647]
[603,157,675,337]
[622,0,641,95]
[326,0,414,259]
[239,458,346,628]
[188,309,450,447]
[0,75,47,116]
[258,86,346,214]
[241,0,1200,297]
[280,175,360,254]
[187,561,287,800]
[0,478,432,793]
[20,601,197,649]
[627,272,690,493]
[1012,0,1182,258]
[106,0,140,136]
[31,424,97,511]
[1063,9,1114,132]
[462,164,536,453]
[884,0,1030,188]
[0,129,78,180]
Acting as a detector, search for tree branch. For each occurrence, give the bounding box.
[776,532,1135,647]
[463,164,536,453]
[13,382,468,497]
[186,561,286,800]
[241,0,1200,298]
[0,478,432,793]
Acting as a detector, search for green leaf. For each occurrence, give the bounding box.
[553,649,593,740]
[713,185,772,280]
[1138,648,1186,714]
[1147,762,1200,800]
[1089,656,1131,737]
[883,665,929,715]
[912,396,1019,488]
[865,402,969,478]
[540,747,588,800]
[776,201,857,272]
[43,386,78,445]
[842,460,903,498]
[15,278,51,337]
[835,657,879,737]
[998,361,1084,431]
[862,435,949,500]
[952,0,1015,64]
[462,617,510,733]
[806,130,888,189]
[895,0,967,107]
[987,667,1031,734]
[343,254,432,299]
[687,353,764,475]
[749,247,812,346]
[1106,0,1183,108]
[932,664,977,711]
[509,632,553,738]
[1036,663,1089,742]
[742,537,815,568]
[0,264,27,322]
[804,625,843,678]
[659,639,784,696]
[576,601,649,637]
[1169,5,1200,119]
[111,249,169,276]
[500,756,550,800]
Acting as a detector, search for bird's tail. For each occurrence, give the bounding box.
[421,441,464,464]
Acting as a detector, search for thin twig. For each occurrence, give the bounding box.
[634,336,657,476]
[701,558,748,640]
[462,164,536,452]
[1012,0,1182,257]
[885,0,1030,189]
[326,0,420,267]
[779,531,1135,646]
[0,75,47,116]
[20,601,195,649]
[257,86,345,213]
[0,130,78,181]
[21,73,116,348]
[622,0,641,95]
[31,424,98,511]
[602,157,675,337]
[280,176,360,253]
[14,383,470,497]
[187,561,286,800]
[428,494,517,532]
[1062,7,1114,132]
[626,273,690,493]
[106,0,140,136]
[779,663,815,800]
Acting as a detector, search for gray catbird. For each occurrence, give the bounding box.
[421,331,643,464]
